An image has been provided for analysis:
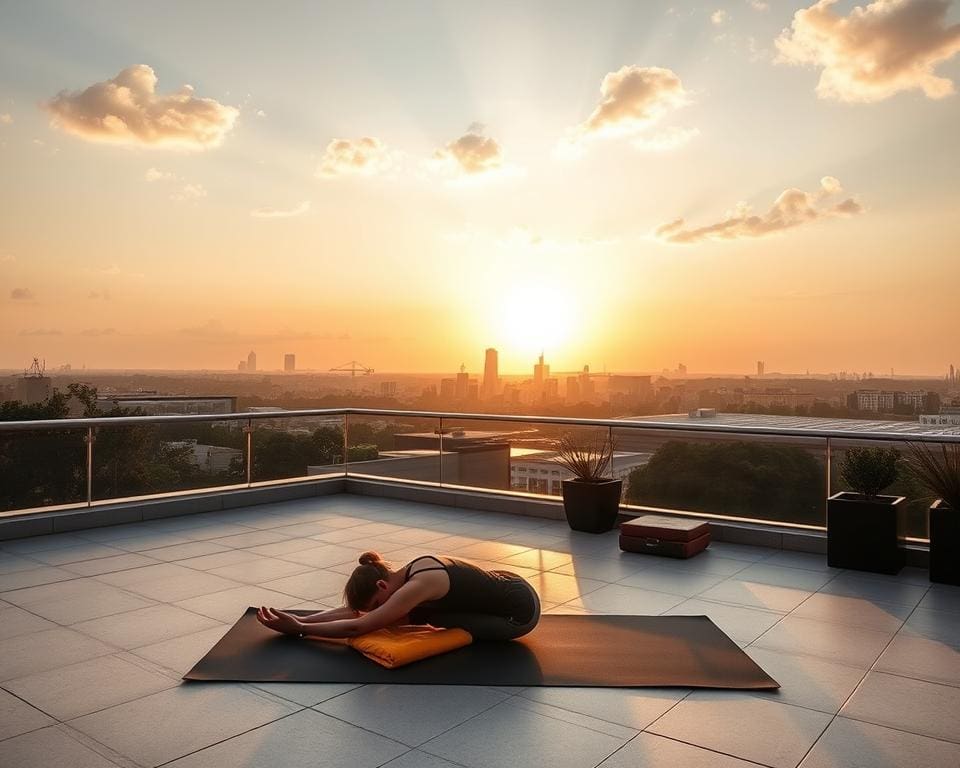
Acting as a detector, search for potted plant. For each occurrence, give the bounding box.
[828,446,905,574]
[905,442,960,585]
[555,431,621,533]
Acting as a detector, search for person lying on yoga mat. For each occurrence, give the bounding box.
[257,550,541,641]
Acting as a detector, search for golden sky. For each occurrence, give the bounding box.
[1,0,959,375]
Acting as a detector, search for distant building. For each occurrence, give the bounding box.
[439,378,456,400]
[566,376,580,402]
[165,440,243,474]
[247,350,257,372]
[380,381,398,397]
[678,363,687,376]
[284,353,296,372]
[455,366,470,400]
[757,361,765,377]
[15,359,52,405]
[849,389,934,413]
[97,395,237,416]
[920,406,960,428]
[482,348,499,399]
[739,388,815,409]
[533,353,549,387]
[511,449,652,496]
[237,361,247,372]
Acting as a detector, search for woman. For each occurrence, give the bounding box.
[257,550,541,641]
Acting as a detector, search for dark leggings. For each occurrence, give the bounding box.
[425,580,542,641]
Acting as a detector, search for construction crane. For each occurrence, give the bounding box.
[329,361,375,377]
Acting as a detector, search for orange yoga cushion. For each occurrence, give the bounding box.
[347,625,473,669]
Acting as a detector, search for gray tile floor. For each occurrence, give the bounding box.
[1,495,959,768]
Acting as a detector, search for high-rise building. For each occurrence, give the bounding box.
[380,381,397,397]
[284,353,295,372]
[534,353,549,387]
[439,378,456,399]
[247,350,257,372]
[950,364,956,383]
[757,360,765,377]
[482,348,499,399]
[456,364,469,400]
[678,363,687,376]
[237,361,246,372]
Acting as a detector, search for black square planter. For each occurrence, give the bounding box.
[561,479,623,533]
[827,492,905,574]
[929,500,960,586]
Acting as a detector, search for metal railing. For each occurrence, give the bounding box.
[2,408,958,537]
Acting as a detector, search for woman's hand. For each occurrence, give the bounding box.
[257,606,303,636]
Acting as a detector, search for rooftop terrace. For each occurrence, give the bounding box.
[1,492,958,768]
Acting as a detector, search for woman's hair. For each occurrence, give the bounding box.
[343,551,392,611]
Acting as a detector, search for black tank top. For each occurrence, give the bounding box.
[404,555,534,624]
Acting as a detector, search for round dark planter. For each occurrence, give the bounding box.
[561,478,623,533]
[929,500,959,586]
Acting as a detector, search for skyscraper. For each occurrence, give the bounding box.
[456,364,469,400]
[284,353,295,372]
[534,353,549,387]
[482,348,499,399]
[757,360,765,377]
[247,350,257,372]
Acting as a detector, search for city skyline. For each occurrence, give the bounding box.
[2,1,959,374]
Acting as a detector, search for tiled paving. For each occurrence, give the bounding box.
[1,495,959,768]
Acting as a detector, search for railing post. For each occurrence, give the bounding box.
[343,412,349,477]
[244,419,253,487]
[825,435,832,510]
[85,427,94,507]
[438,416,444,487]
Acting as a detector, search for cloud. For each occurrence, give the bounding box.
[749,0,769,10]
[0,113,12,125]
[10,287,34,300]
[19,328,61,336]
[250,201,311,219]
[145,167,175,182]
[434,127,506,175]
[80,327,116,337]
[171,183,207,201]
[775,0,960,102]
[255,109,266,118]
[45,64,239,148]
[712,10,729,25]
[656,176,864,244]
[316,137,394,177]
[0,253,15,263]
[562,65,695,154]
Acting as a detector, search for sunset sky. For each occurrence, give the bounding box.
[1,0,958,376]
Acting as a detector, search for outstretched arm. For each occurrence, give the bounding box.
[257,580,435,639]
[298,605,359,623]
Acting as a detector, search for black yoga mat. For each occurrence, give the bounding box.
[184,609,779,689]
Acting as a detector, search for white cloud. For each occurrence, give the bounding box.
[434,127,505,175]
[19,328,61,336]
[316,136,394,177]
[45,65,238,148]
[632,126,701,151]
[656,176,863,244]
[0,113,12,125]
[256,109,266,118]
[776,0,960,102]
[250,201,311,218]
[171,183,207,201]
[749,0,769,10]
[712,10,729,25]
[145,167,175,182]
[563,65,695,153]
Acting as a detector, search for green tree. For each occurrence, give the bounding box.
[625,440,825,525]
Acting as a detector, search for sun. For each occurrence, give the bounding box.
[493,284,578,364]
